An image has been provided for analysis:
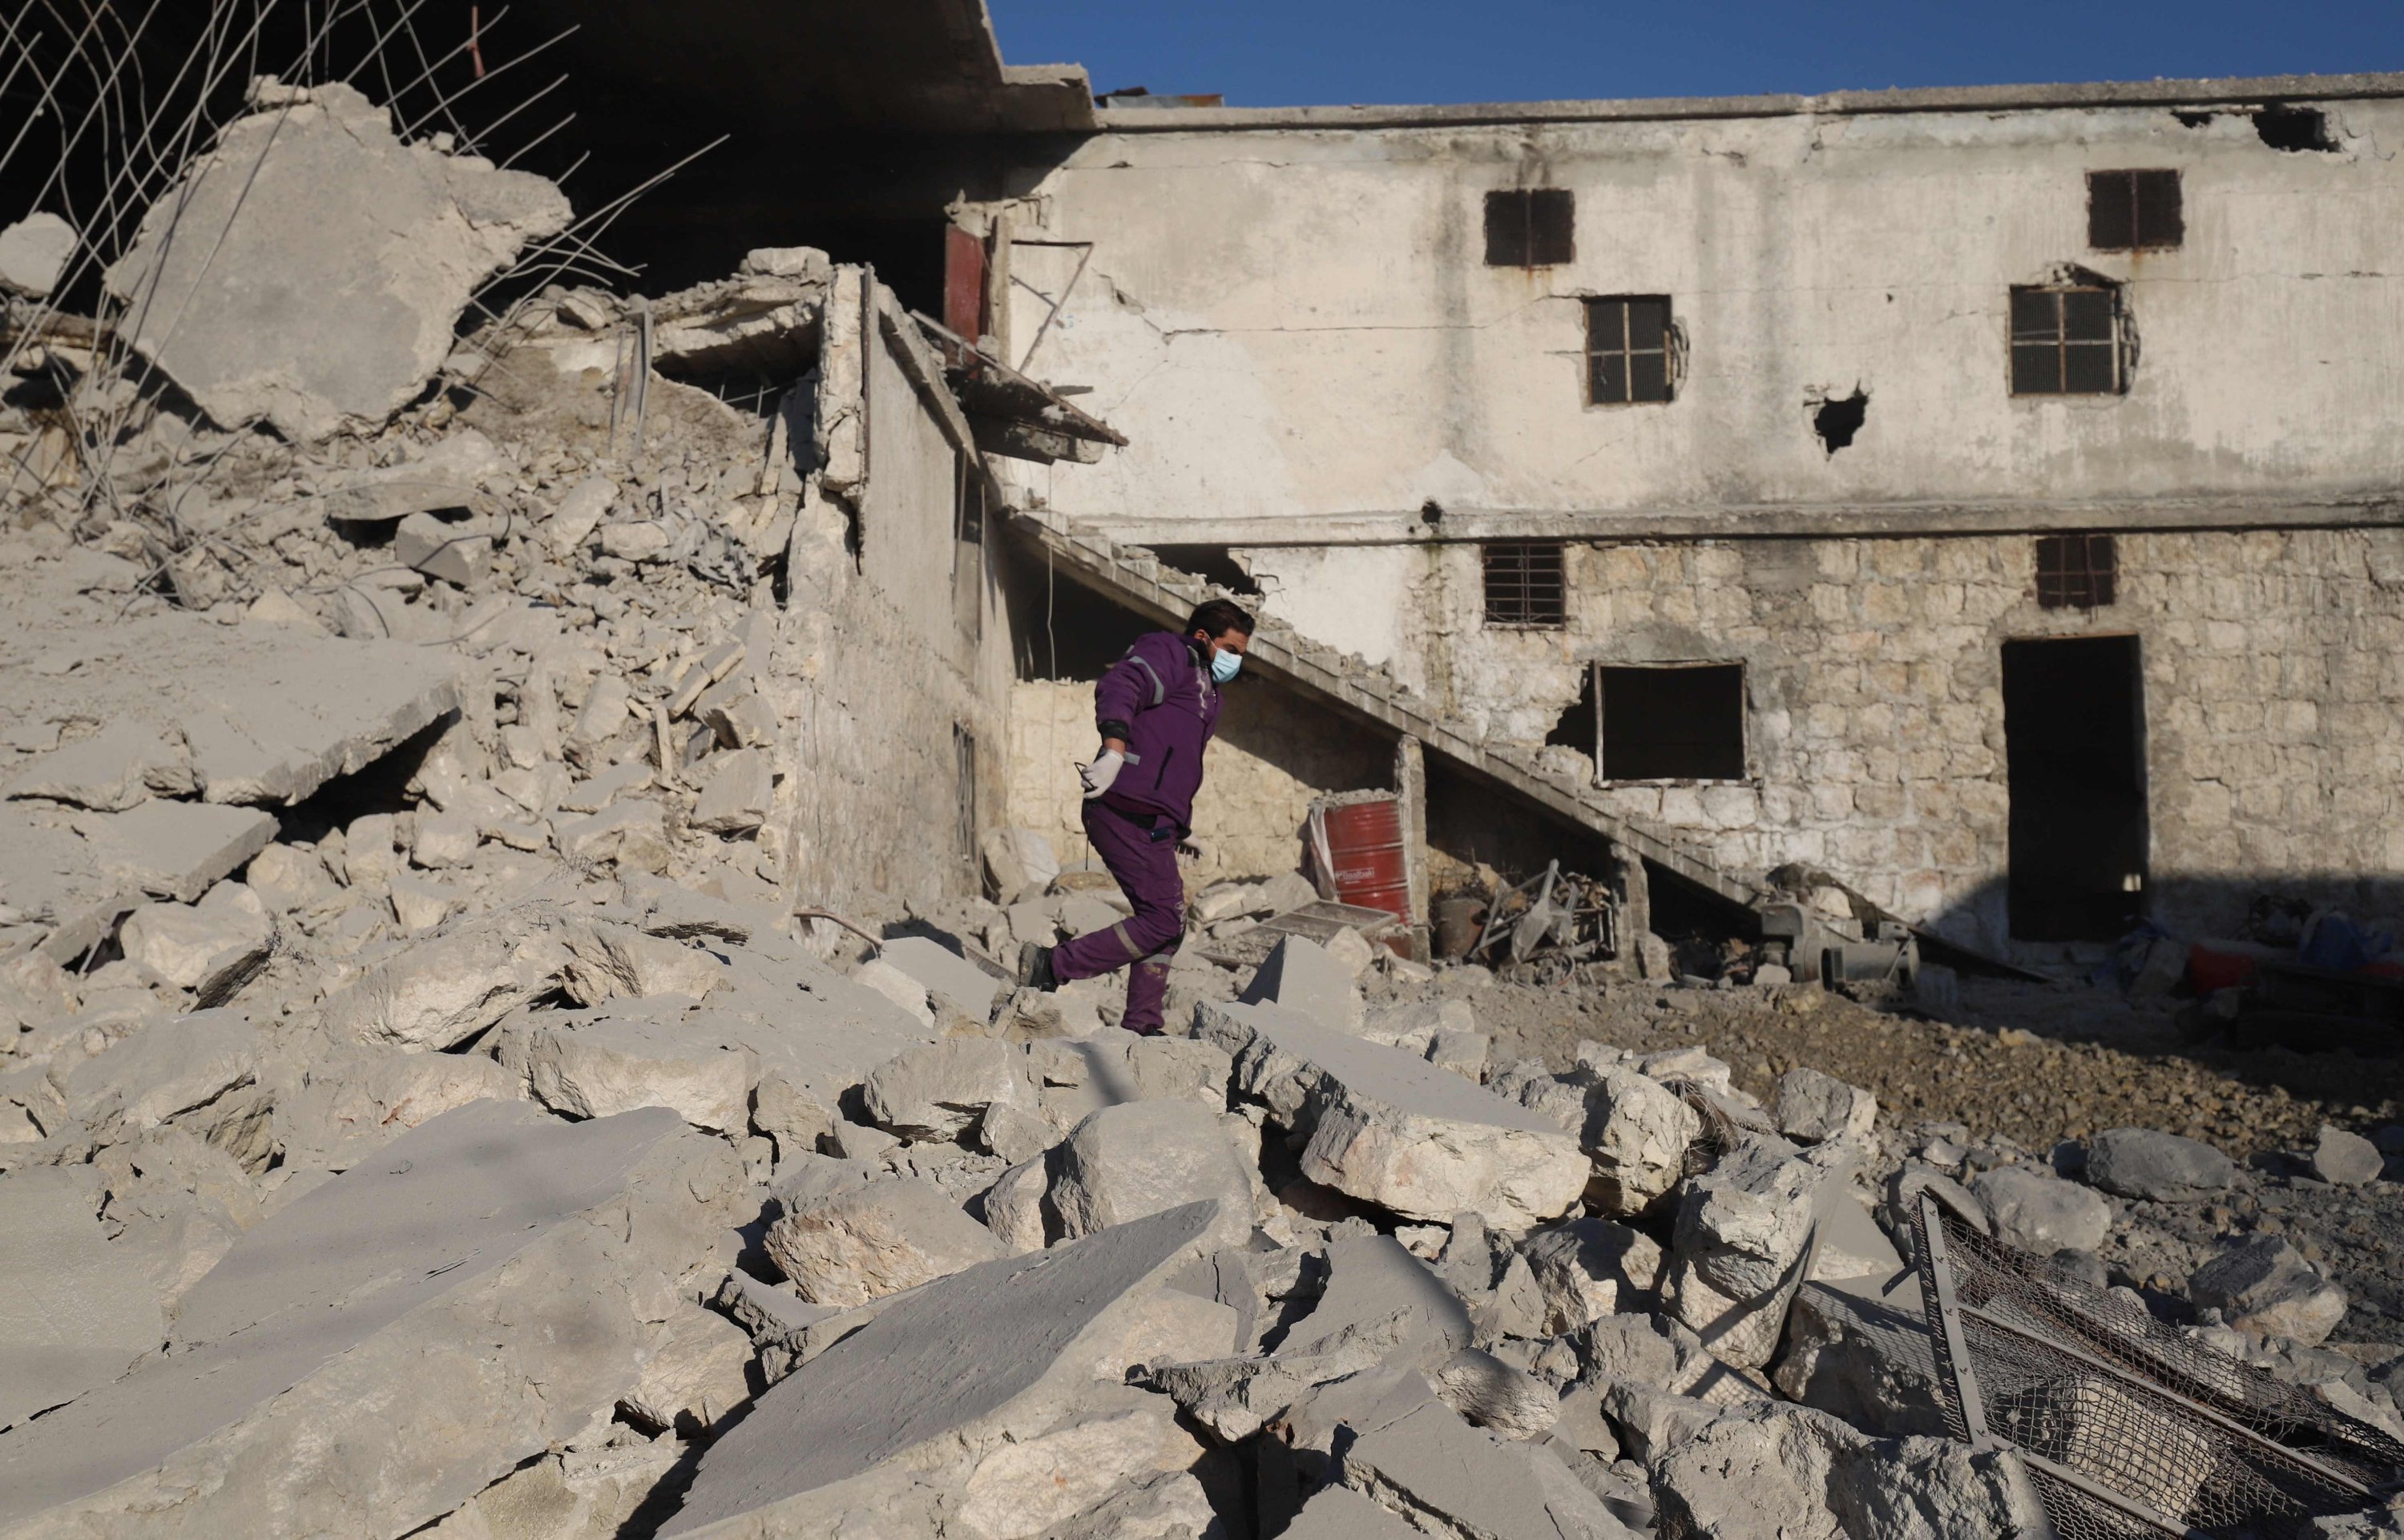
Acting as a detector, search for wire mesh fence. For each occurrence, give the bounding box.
[1913,1195,2404,1538]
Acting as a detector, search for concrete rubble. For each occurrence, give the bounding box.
[2,59,2399,1540]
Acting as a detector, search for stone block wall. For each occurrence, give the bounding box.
[1358,527,2404,953]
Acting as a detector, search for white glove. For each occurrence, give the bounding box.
[1079,750,1125,800]
[1176,835,1208,863]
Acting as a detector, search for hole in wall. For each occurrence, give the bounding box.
[2253,104,2337,152]
[1148,545,1262,597]
[1545,668,1599,757]
[1812,389,1868,454]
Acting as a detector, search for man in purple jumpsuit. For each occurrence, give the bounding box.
[1017,599,1256,1034]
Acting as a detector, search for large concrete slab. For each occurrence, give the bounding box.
[0,1167,164,1431]
[104,82,571,441]
[662,1201,1220,1538]
[0,800,277,962]
[1195,999,1585,1228]
[1,613,458,808]
[875,935,1008,1020]
[0,1099,736,1538]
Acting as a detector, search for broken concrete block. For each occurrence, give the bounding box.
[1239,934,1364,1031]
[1089,1285,1243,1380]
[519,1006,754,1132]
[63,1008,256,1131]
[764,1176,1006,1306]
[1357,994,1474,1054]
[861,1038,1023,1142]
[851,956,936,1030]
[3,720,190,811]
[3,796,284,965]
[103,83,570,441]
[268,1034,521,1172]
[546,476,615,554]
[1525,1216,1664,1333]
[2085,1127,2239,1202]
[1340,1379,1636,1540]
[983,1154,1052,1254]
[2189,1236,2349,1345]
[1971,1164,2112,1256]
[0,1166,165,1430]
[954,1385,1203,1540]
[559,922,724,1005]
[622,1302,757,1436]
[411,808,482,869]
[692,747,772,834]
[1513,1065,1701,1215]
[664,1202,1219,1537]
[877,934,1009,1021]
[244,842,337,913]
[1774,1066,1878,1145]
[1648,1401,2050,1540]
[559,760,653,815]
[751,1067,837,1163]
[116,891,272,998]
[1285,1232,1473,1364]
[1665,1137,1853,1369]
[0,211,76,299]
[1196,998,1584,1229]
[981,828,1058,900]
[322,909,570,1049]
[1772,1278,1950,1437]
[704,687,780,752]
[393,510,494,587]
[0,1100,743,1538]
[389,869,462,933]
[2311,1123,2384,1187]
[1051,1099,1258,1251]
[1433,1346,1560,1438]
[426,1440,688,1540]
[554,798,672,873]
[1427,1026,1490,1081]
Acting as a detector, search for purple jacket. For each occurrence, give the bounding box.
[1095,631,1223,830]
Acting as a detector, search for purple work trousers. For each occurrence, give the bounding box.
[1051,798,1185,1034]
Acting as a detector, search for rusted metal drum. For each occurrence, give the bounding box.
[1315,796,1411,925]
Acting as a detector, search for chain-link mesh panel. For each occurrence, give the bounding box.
[1912,1198,2404,1538]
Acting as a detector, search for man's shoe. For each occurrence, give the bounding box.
[1016,941,1057,991]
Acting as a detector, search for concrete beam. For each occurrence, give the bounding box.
[1063,491,2404,550]
[1096,71,2404,135]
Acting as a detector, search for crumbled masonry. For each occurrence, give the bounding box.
[3,47,2403,1540]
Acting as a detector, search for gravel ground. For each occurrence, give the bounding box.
[1410,963,2404,1350]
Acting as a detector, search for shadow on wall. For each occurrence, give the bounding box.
[1923,872,2404,970]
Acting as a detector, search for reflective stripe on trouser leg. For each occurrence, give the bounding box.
[1050,800,1188,986]
[1124,941,1179,1036]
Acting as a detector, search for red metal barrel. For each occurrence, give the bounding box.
[1315,796,1412,925]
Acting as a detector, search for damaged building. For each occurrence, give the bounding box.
[3,5,2404,1539]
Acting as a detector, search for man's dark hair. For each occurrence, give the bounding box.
[1186,598,1256,639]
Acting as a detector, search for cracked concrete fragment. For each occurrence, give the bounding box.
[104,82,571,441]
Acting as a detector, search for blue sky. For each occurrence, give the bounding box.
[990,1,2402,107]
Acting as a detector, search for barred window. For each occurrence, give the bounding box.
[1482,541,1566,628]
[2011,285,2125,396]
[1484,188,1574,267]
[2087,169,2183,251]
[2035,533,2117,609]
[1585,296,1674,405]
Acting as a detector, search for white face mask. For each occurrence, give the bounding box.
[1210,648,1243,684]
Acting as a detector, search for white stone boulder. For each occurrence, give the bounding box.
[862,1038,1024,1142]
[1774,1067,1878,1145]
[1196,999,1584,1229]
[1971,1165,2112,1256]
[518,1007,755,1133]
[1050,1099,1257,1252]
[764,1177,1006,1306]
[1239,934,1364,1032]
[63,1008,257,1131]
[2188,1236,2349,1345]
[1664,1137,1858,1369]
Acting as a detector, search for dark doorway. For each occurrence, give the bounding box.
[2002,635,2148,941]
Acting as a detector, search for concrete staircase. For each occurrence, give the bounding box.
[1009,511,1771,913]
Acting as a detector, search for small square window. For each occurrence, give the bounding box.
[1482,541,1566,628]
[1599,663,1745,780]
[2035,534,2117,609]
[1586,296,1674,405]
[1484,188,1575,267]
[2087,169,2183,251]
[2011,284,2126,396]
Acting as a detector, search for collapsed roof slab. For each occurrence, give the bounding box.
[2,613,460,809]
